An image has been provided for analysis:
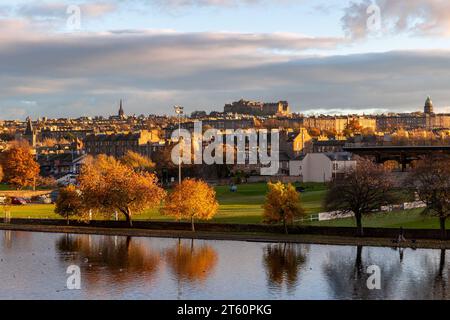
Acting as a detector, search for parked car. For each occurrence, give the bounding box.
[11,197,27,205]
[40,196,52,204]
[31,195,52,204]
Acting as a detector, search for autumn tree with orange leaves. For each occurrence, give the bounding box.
[161,179,218,231]
[121,150,155,173]
[263,182,306,234]
[78,155,166,226]
[0,141,40,189]
[55,185,85,225]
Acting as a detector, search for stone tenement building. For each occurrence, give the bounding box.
[301,115,377,133]
[83,129,160,158]
[224,99,290,116]
[376,97,450,131]
[181,118,257,131]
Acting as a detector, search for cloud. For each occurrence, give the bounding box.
[0,23,449,119]
[342,0,450,38]
[15,1,116,22]
[147,0,286,8]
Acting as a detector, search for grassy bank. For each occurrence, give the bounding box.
[305,208,446,229]
[2,182,326,224]
[2,182,447,230]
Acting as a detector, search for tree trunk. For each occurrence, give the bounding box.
[440,216,447,240]
[66,216,70,226]
[283,219,288,234]
[439,249,446,277]
[355,213,364,237]
[125,208,133,227]
[191,216,195,232]
[354,245,363,279]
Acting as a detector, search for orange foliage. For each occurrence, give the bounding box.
[0,141,40,189]
[55,185,85,223]
[57,235,161,287]
[263,182,305,233]
[165,240,218,283]
[120,150,155,173]
[161,179,218,231]
[78,155,166,226]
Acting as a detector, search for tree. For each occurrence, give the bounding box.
[263,182,306,234]
[308,127,321,137]
[343,119,362,137]
[78,155,166,226]
[0,141,40,189]
[324,158,397,237]
[36,176,58,189]
[0,165,3,183]
[55,185,84,225]
[161,179,218,231]
[121,151,155,173]
[407,157,450,239]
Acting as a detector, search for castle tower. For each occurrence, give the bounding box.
[424,96,434,114]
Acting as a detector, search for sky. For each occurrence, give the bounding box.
[2,0,450,119]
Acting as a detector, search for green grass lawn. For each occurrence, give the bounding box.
[1,182,327,224]
[144,182,326,224]
[2,182,447,230]
[306,208,449,229]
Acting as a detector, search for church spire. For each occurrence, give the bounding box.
[424,96,434,114]
[118,99,124,118]
[24,116,36,147]
[25,116,34,135]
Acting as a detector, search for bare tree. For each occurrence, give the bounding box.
[407,157,450,240]
[324,158,397,237]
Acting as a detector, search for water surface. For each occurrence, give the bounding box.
[0,230,448,299]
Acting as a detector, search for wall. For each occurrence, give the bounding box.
[4,218,450,240]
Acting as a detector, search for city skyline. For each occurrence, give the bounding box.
[2,0,450,118]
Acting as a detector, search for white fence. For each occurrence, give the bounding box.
[299,201,426,222]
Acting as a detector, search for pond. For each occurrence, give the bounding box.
[0,230,448,300]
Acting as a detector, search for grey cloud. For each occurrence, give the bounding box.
[342,0,450,38]
[0,29,449,119]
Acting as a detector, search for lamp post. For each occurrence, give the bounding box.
[174,105,184,184]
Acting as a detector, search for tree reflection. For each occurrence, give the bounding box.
[56,234,160,288]
[262,243,307,292]
[164,239,218,284]
[1,230,31,250]
[323,245,404,299]
[407,249,449,299]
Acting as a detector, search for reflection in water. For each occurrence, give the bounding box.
[410,248,449,299]
[3,230,450,299]
[2,230,31,250]
[321,245,450,299]
[262,243,307,292]
[323,245,406,299]
[56,234,161,289]
[165,239,218,284]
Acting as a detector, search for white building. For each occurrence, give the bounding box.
[289,152,356,182]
